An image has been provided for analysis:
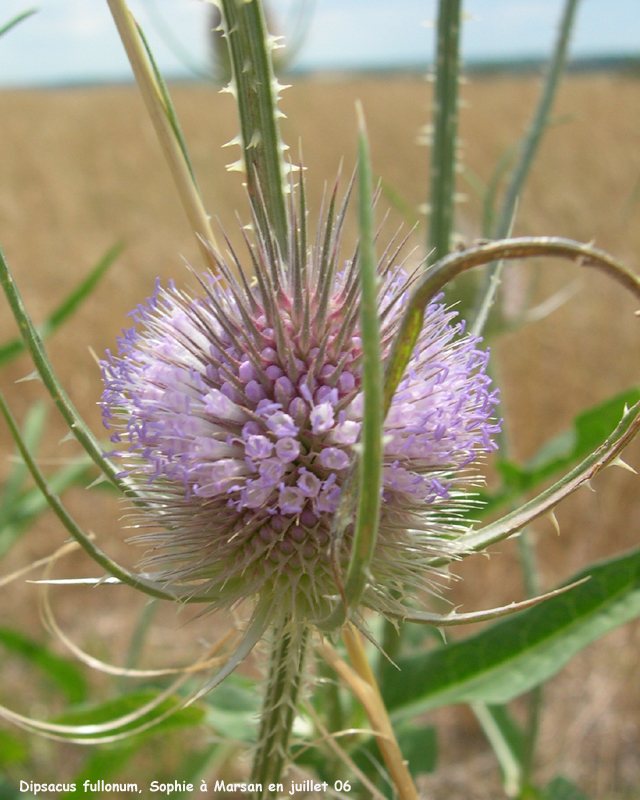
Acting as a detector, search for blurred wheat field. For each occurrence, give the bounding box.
[0,72,639,798]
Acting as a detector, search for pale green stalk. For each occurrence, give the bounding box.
[0,9,36,38]
[106,0,218,258]
[471,0,582,337]
[472,703,523,797]
[518,527,544,792]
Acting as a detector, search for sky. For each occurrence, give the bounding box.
[0,0,638,87]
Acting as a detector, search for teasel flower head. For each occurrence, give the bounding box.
[100,185,500,625]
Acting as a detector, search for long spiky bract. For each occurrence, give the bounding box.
[321,108,382,632]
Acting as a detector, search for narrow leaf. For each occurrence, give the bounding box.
[0,402,46,522]
[482,387,640,514]
[345,108,383,612]
[0,627,86,703]
[544,776,590,800]
[0,247,125,490]
[321,107,382,630]
[382,546,640,722]
[0,9,37,39]
[0,243,122,368]
[471,0,582,335]
[55,690,204,738]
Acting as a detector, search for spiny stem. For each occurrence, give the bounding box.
[220,0,289,255]
[427,0,462,264]
[251,620,308,800]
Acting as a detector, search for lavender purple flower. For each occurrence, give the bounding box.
[100,194,499,623]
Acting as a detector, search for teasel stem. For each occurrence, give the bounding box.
[251,618,308,800]
[219,0,289,255]
[427,0,462,265]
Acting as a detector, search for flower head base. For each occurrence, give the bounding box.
[101,191,499,623]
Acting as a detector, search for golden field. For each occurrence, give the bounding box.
[0,72,639,797]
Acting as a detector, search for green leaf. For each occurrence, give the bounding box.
[396,724,437,777]
[483,387,640,512]
[64,744,139,799]
[544,775,590,800]
[382,546,640,722]
[0,9,37,39]
[204,676,259,743]
[0,242,122,368]
[0,778,35,800]
[0,402,47,529]
[0,729,27,766]
[55,690,204,738]
[0,627,86,703]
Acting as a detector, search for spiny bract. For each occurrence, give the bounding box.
[101,188,499,623]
